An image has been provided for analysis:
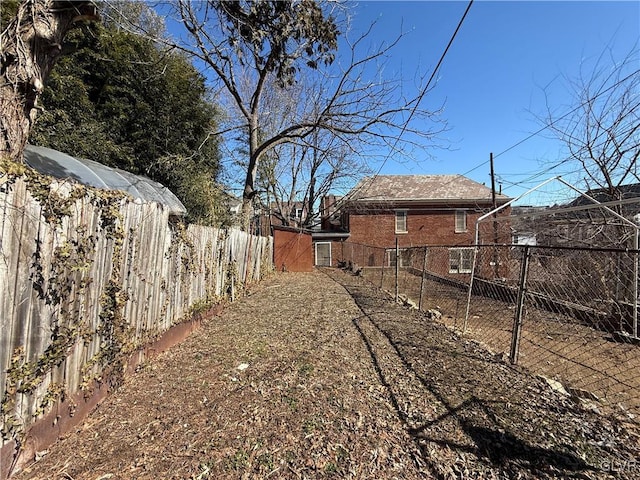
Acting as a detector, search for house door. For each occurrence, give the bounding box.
[315,242,331,266]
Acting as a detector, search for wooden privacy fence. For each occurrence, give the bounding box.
[0,174,272,470]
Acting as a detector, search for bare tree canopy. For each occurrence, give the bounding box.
[253,73,368,228]
[0,0,99,161]
[258,123,364,228]
[541,46,640,199]
[140,0,446,226]
[168,0,339,216]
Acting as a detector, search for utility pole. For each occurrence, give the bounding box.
[490,152,497,211]
[490,152,499,277]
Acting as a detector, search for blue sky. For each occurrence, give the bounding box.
[346,1,639,202]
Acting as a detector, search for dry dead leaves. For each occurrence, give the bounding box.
[15,270,640,480]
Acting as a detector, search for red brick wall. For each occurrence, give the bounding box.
[273,228,313,272]
[346,207,489,249]
[341,205,512,277]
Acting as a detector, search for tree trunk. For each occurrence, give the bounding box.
[240,114,261,229]
[306,174,315,228]
[0,0,98,161]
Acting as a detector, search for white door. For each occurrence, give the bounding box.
[315,242,331,266]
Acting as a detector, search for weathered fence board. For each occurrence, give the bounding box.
[0,175,273,461]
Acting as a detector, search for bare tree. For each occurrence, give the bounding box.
[539,45,640,265]
[162,0,339,223]
[0,0,98,161]
[144,0,445,226]
[542,46,640,200]
[258,127,366,228]
[251,73,368,228]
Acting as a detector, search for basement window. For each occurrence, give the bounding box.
[449,247,473,274]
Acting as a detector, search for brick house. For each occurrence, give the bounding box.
[546,183,640,248]
[267,201,308,228]
[317,174,511,275]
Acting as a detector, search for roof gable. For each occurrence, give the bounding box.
[347,175,509,204]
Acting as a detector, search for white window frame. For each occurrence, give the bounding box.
[387,248,410,267]
[455,209,467,233]
[291,207,304,220]
[387,248,406,268]
[315,242,331,266]
[395,210,408,234]
[449,247,474,274]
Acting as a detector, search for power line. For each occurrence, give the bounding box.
[391,0,474,151]
[494,67,640,160]
[500,116,640,194]
[351,6,638,206]
[352,0,474,200]
[448,65,640,195]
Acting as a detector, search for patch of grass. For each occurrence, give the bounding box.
[302,415,323,435]
[284,449,297,463]
[257,452,274,471]
[298,362,314,377]
[246,338,268,359]
[283,394,298,412]
[323,444,350,475]
[324,461,337,473]
[335,444,349,463]
[227,448,249,471]
[302,418,317,434]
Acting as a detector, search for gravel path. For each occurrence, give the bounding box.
[15,270,640,479]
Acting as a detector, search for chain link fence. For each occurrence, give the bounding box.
[340,241,640,420]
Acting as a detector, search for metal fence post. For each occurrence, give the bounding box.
[633,230,638,338]
[380,247,384,288]
[463,246,479,334]
[395,238,399,302]
[510,245,531,365]
[418,246,428,311]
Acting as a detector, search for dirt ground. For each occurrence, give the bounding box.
[361,268,640,417]
[14,269,640,480]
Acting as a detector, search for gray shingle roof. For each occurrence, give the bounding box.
[347,175,510,204]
